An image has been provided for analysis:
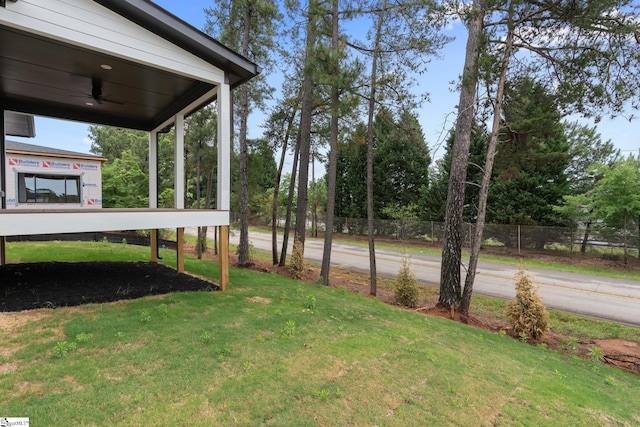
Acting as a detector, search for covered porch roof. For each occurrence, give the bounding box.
[1,0,258,288]
[0,0,258,130]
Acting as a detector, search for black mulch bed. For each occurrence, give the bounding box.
[1,261,219,312]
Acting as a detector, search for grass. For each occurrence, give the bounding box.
[1,241,640,425]
[471,295,640,344]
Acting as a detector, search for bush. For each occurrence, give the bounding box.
[394,258,420,308]
[289,241,305,280]
[505,269,549,340]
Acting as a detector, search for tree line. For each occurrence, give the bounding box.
[89,0,640,316]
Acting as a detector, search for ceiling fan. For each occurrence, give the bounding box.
[90,78,123,105]
[72,78,123,105]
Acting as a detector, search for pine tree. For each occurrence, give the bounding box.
[205,0,280,266]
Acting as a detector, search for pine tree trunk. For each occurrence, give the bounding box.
[271,104,298,264]
[199,167,214,258]
[294,0,318,254]
[365,0,387,296]
[320,0,340,286]
[279,139,300,267]
[461,25,512,315]
[237,6,252,266]
[439,0,485,309]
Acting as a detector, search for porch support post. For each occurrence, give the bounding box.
[0,109,5,266]
[219,226,229,290]
[174,114,185,270]
[177,227,185,273]
[149,130,158,262]
[174,114,185,209]
[217,75,231,291]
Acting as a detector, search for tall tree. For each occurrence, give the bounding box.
[319,0,341,284]
[101,150,148,208]
[327,0,448,295]
[558,121,620,252]
[280,134,301,266]
[564,122,621,197]
[205,0,280,266]
[185,106,217,258]
[588,158,640,264]
[487,78,570,226]
[89,126,148,165]
[89,126,176,208]
[318,0,361,285]
[374,109,431,218]
[439,0,486,310]
[262,92,300,264]
[424,125,488,222]
[334,124,368,227]
[440,0,640,313]
[293,0,320,256]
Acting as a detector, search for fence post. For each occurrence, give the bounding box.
[431,221,434,246]
[518,225,521,254]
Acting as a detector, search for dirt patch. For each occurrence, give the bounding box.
[244,296,272,304]
[595,339,640,375]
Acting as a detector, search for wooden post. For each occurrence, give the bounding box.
[0,237,5,266]
[518,225,521,255]
[150,229,158,263]
[219,225,229,291]
[176,227,185,272]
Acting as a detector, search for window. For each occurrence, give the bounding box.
[18,173,81,204]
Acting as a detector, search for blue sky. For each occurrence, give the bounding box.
[9,1,638,163]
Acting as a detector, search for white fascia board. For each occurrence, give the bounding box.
[0,0,225,85]
[0,209,230,236]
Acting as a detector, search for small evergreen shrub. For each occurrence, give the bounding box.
[394,258,420,308]
[505,269,549,340]
[289,241,305,280]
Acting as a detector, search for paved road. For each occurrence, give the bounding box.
[199,228,640,326]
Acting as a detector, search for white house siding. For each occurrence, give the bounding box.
[5,152,103,209]
[0,0,226,85]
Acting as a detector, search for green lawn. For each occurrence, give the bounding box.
[1,242,639,426]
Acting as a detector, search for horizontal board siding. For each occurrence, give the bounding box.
[0,0,224,84]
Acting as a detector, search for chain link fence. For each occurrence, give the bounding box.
[240,212,640,258]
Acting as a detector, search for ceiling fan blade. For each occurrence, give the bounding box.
[102,98,124,105]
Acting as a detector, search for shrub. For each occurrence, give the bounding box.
[505,269,549,340]
[394,258,420,308]
[289,241,305,280]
